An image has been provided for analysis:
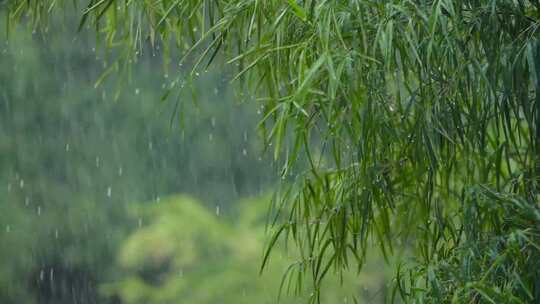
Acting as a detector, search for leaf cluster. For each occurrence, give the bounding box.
[5,0,540,302]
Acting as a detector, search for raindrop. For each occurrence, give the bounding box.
[19,179,24,189]
[209,133,213,141]
[156,196,160,203]
[138,218,142,228]
[25,197,30,206]
[164,74,169,79]
[40,269,44,281]
[107,187,112,198]
[135,88,140,95]
[242,148,247,156]
[118,167,123,176]
[7,183,11,192]
[195,72,200,77]
[211,117,216,127]
[37,206,41,216]
[55,229,59,239]
[50,268,54,282]
[213,88,218,95]
[215,205,220,216]
[65,143,70,151]
[95,157,100,167]
[6,225,10,233]
[148,141,153,150]
[243,131,248,142]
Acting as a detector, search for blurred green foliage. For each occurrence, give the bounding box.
[0,15,389,304]
[103,195,377,304]
[0,22,275,303]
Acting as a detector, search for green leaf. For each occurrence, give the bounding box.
[287,0,307,22]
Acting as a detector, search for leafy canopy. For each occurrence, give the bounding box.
[5,0,540,302]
